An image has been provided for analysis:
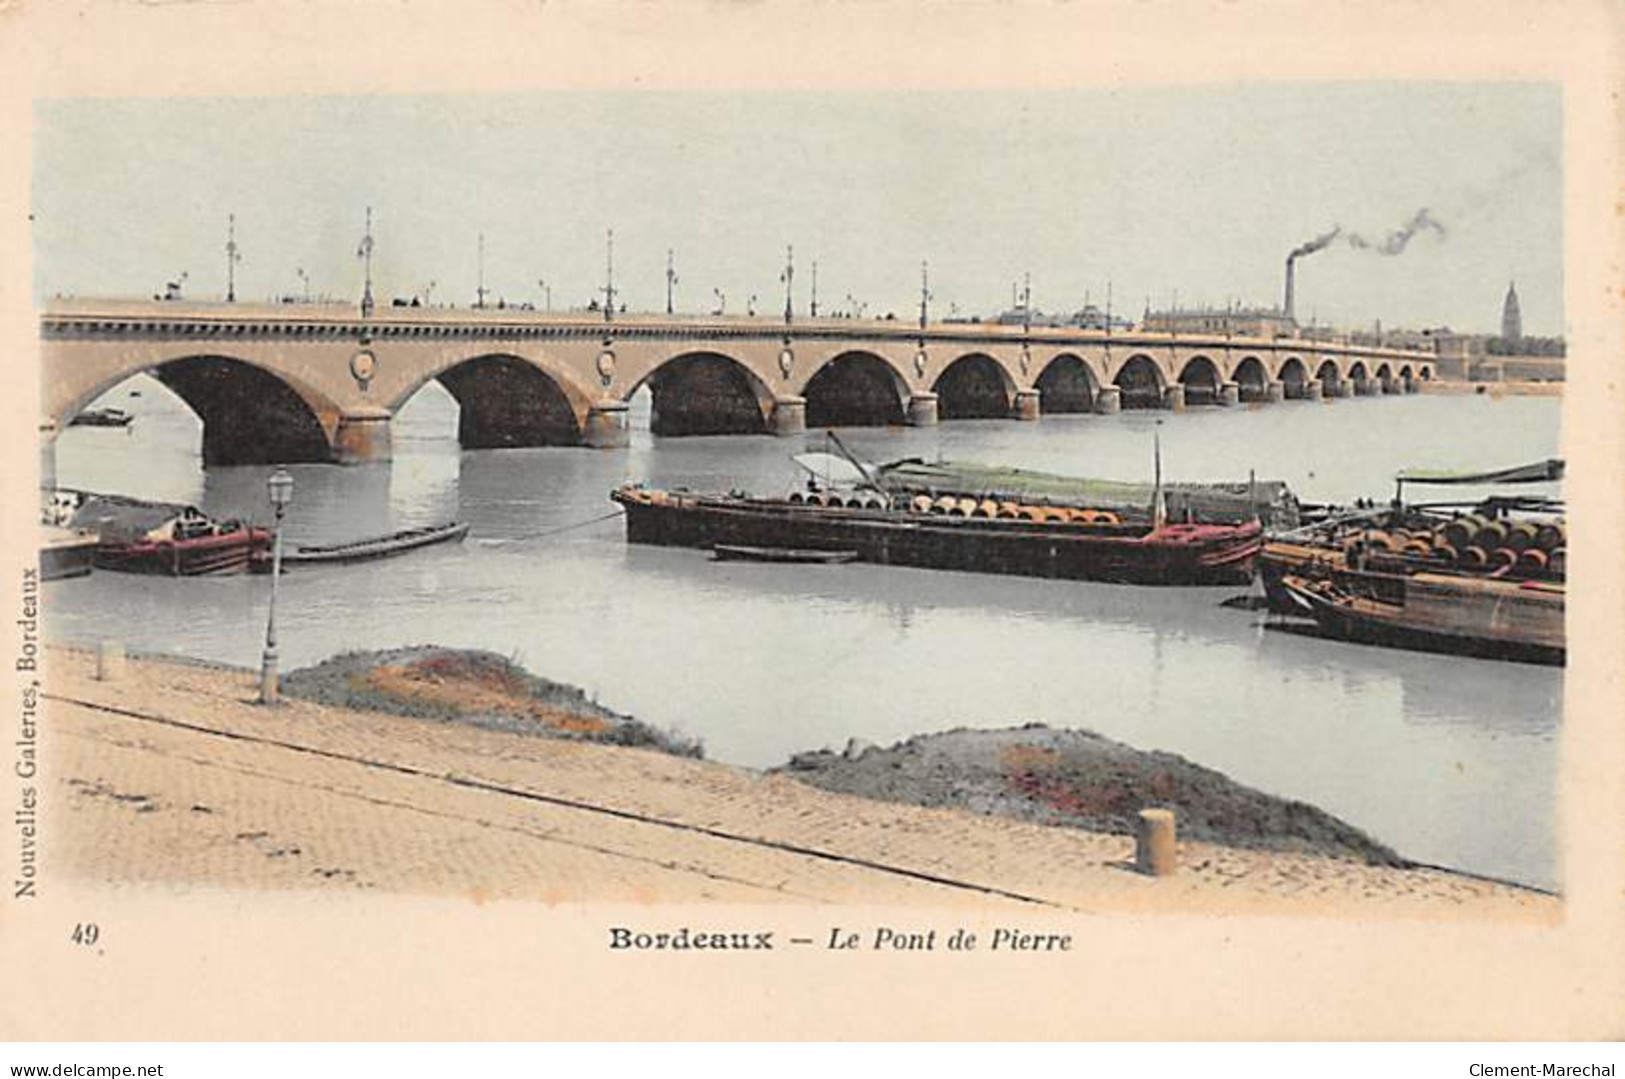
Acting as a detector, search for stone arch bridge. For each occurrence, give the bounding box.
[41,299,1436,466]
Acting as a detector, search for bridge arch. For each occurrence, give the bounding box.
[1113,354,1166,410]
[1375,362,1393,380]
[933,353,1017,420]
[1177,355,1223,406]
[60,353,342,466]
[1398,364,1414,380]
[801,350,910,428]
[1033,353,1100,414]
[1231,356,1269,402]
[1276,357,1309,399]
[632,350,775,436]
[388,352,594,449]
[1314,359,1341,393]
[1349,361,1370,383]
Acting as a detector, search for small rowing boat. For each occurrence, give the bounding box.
[712,544,859,564]
[279,522,470,565]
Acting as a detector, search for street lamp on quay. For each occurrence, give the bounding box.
[258,468,294,706]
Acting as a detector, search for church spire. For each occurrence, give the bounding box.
[1500,280,1522,341]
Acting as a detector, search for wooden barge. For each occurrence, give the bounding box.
[611,486,1262,586]
[1277,569,1564,666]
[1259,459,1565,663]
[50,490,270,576]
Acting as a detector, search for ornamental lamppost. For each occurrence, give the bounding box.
[258,468,294,705]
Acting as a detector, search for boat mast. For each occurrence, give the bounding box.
[1152,422,1168,530]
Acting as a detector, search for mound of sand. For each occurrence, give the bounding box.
[283,646,702,757]
[780,724,1407,866]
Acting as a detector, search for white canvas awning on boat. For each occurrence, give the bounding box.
[792,453,871,487]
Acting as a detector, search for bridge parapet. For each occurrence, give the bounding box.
[39,298,1438,466]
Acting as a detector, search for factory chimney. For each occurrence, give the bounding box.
[1283,256,1297,323]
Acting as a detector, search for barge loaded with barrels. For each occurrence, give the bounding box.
[1258,459,1566,665]
[611,440,1268,587]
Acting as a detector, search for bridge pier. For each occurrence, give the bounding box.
[1012,389,1042,421]
[334,408,393,465]
[1092,386,1122,414]
[1264,380,1285,402]
[1402,376,1417,394]
[906,393,939,427]
[1217,382,1240,407]
[583,401,630,449]
[1161,385,1186,412]
[1303,381,1324,401]
[1324,378,1351,398]
[1353,378,1374,397]
[769,396,807,437]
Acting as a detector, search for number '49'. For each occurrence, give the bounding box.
[71,923,100,946]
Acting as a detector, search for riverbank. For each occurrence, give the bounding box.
[40,646,1553,916]
[1421,379,1563,397]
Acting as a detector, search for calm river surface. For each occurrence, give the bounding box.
[49,381,1564,890]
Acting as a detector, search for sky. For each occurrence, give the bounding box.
[33,82,1563,336]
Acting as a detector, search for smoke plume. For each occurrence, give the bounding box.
[1289,226,1342,260]
[1347,208,1446,256]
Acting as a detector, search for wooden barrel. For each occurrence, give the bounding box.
[996,502,1022,519]
[1471,520,1510,551]
[910,494,934,514]
[1488,547,1519,573]
[975,499,1000,518]
[1401,539,1433,559]
[1548,547,1566,578]
[1019,507,1045,522]
[1516,548,1549,575]
[1505,521,1539,552]
[931,495,958,514]
[1535,521,1566,551]
[1458,545,1490,570]
[1439,516,1480,550]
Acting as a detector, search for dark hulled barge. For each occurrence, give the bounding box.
[611,485,1262,586]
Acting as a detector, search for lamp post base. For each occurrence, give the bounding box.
[259,649,279,706]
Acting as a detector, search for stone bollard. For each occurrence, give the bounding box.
[1135,808,1177,877]
[96,640,126,682]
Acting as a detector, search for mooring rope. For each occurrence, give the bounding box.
[472,507,626,545]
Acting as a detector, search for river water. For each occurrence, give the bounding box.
[48,380,1564,890]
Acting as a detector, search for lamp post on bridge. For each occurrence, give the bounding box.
[356,207,375,318]
[810,260,819,319]
[919,259,932,331]
[666,249,678,316]
[475,233,489,310]
[781,245,794,326]
[258,468,294,706]
[601,229,618,324]
[224,213,241,303]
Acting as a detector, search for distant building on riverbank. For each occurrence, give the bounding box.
[1140,304,1298,338]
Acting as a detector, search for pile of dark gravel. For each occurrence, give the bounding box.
[282,646,703,758]
[779,724,1407,866]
